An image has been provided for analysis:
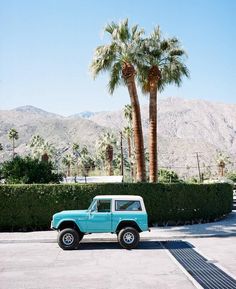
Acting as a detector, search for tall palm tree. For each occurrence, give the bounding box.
[96,132,117,176]
[8,128,19,158]
[91,19,146,182]
[138,27,189,182]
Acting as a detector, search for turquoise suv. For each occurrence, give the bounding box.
[51,195,149,250]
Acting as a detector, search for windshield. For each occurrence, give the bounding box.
[87,199,97,211]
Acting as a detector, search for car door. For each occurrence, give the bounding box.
[87,199,112,232]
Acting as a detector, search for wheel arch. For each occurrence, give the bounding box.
[57,219,82,234]
[115,220,142,233]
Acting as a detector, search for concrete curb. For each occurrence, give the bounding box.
[1,233,236,244]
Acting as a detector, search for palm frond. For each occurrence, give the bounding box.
[108,61,122,94]
[105,21,118,35]
[91,19,145,94]
[90,43,117,78]
[169,48,186,57]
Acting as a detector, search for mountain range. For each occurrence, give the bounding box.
[0,97,235,178]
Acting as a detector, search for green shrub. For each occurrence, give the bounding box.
[0,183,233,231]
[226,172,236,182]
[158,169,180,183]
[0,156,62,184]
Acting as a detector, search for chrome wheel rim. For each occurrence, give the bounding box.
[62,233,74,246]
[123,232,135,244]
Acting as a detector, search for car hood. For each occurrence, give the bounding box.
[53,210,87,219]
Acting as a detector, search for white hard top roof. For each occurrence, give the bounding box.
[94,195,143,200]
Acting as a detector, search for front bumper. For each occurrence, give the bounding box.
[50,221,56,230]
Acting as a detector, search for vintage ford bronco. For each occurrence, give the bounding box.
[51,195,149,250]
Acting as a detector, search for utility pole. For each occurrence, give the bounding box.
[195,152,202,182]
[120,131,124,181]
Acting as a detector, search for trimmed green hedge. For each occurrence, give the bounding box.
[0,183,233,231]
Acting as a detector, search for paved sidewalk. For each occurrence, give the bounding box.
[0,210,235,243]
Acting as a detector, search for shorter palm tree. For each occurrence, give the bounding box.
[123,104,132,126]
[30,135,56,162]
[123,126,134,179]
[72,143,80,156]
[137,28,189,182]
[79,148,95,179]
[216,152,230,177]
[62,154,75,177]
[72,143,80,175]
[8,128,19,158]
[96,132,117,176]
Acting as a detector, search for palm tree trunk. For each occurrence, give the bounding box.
[123,64,146,182]
[108,160,113,176]
[148,65,161,183]
[127,136,134,180]
[68,165,71,177]
[149,85,158,182]
[127,136,131,158]
[106,145,113,176]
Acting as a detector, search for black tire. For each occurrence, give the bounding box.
[57,228,80,250]
[118,227,140,249]
[79,233,84,242]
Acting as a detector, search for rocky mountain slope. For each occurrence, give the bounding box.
[0,97,235,178]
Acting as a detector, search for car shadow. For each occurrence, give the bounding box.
[77,240,194,250]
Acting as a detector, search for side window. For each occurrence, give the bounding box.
[97,200,111,213]
[115,200,142,211]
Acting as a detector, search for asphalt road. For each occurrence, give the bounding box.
[0,241,197,289]
[1,237,236,289]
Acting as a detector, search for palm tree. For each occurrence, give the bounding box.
[62,154,75,177]
[216,152,230,177]
[72,143,80,155]
[8,128,19,158]
[123,104,132,126]
[0,143,3,152]
[96,132,117,176]
[123,104,135,180]
[123,126,133,159]
[30,135,44,159]
[79,146,95,179]
[138,27,189,182]
[91,19,146,182]
[72,143,80,175]
[41,142,56,162]
[29,135,56,162]
[123,126,134,178]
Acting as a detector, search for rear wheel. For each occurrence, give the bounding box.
[118,227,140,249]
[57,228,81,250]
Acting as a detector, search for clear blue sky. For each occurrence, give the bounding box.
[0,0,235,115]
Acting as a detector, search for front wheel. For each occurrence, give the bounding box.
[57,228,80,250]
[118,227,140,249]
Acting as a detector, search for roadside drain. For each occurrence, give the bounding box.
[161,240,236,289]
